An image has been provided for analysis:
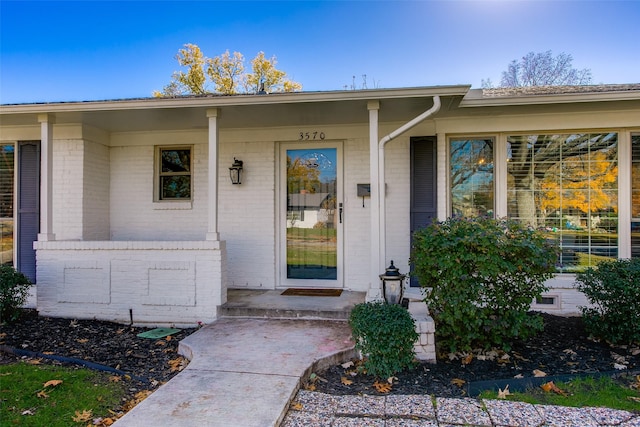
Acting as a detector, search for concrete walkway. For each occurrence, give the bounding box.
[114,317,640,427]
[113,318,355,427]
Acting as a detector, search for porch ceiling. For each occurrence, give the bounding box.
[0,86,469,133]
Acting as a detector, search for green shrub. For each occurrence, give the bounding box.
[348,301,418,378]
[576,258,640,345]
[411,217,558,353]
[0,264,32,323]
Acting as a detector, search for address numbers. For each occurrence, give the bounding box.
[298,131,326,141]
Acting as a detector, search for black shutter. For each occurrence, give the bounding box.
[410,137,436,287]
[18,142,40,282]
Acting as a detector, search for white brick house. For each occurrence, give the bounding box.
[1,84,639,325]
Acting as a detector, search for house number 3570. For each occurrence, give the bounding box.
[299,131,326,140]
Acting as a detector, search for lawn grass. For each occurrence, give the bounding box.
[478,376,640,413]
[1,362,128,426]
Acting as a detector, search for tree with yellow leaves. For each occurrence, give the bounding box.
[154,44,301,97]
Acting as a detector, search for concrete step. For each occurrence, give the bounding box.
[219,289,366,320]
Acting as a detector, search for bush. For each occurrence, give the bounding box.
[411,217,558,353]
[348,301,418,378]
[0,264,32,323]
[576,258,640,345]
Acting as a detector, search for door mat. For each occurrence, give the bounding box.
[137,328,181,339]
[281,288,343,297]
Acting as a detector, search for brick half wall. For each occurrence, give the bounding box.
[33,240,226,327]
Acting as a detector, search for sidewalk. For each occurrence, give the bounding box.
[113,317,355,426]
[114,317,639,427]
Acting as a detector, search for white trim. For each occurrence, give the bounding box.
[37,114,55,241]
[619,130,632,258]
[278,141,344,289]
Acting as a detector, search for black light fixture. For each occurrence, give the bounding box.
[379,260,406,305]
[229,158,243,184]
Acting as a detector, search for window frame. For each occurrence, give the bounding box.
[154,145,193,202]
[504,131,619,272]
[447,135,496,218]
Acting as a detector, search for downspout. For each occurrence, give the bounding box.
[377,95,441,271]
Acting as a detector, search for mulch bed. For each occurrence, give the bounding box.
[1,310,639,402]
[0,309,197,406]
[310,313,640,398]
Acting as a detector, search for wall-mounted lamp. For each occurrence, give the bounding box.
[229,158,243,185]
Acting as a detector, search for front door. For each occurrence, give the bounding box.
[280,143,343,288]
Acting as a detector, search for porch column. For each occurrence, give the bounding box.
[206,108,220,241]
[367,100,382,300]
[37,114,55,241]
[436,132,448,221]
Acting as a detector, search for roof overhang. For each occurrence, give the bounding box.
[460,86,640,107]
[0,86,471,133]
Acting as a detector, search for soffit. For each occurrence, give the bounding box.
[0,87,469,133]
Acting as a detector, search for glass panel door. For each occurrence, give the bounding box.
[282,145,342,286]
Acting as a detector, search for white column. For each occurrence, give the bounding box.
[37,114,55,241]
[436,132,448,221]
[367,100,382,300]
[206,108,220,241]
[618,131,631,259]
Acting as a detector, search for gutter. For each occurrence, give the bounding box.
[376,95,441,271]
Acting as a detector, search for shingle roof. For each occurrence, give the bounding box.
[482,84,640,98]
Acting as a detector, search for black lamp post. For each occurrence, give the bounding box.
[379,260,406,305]
[229,158,243,184]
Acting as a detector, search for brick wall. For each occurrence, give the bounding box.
[34,240,224,327]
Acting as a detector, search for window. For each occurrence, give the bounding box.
[507,133,618,272]
[0,144,14,266]
[156,147,192,201]
[632,134,640,258]
[450,138,494,217]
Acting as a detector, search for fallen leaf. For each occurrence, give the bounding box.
[628,396,640,403]
[631,348,640,356]
[154,340,167,346]
[341,361,354,369]
[373,380,392,393]
[109,376,121,382]
[513,374,524,379]
[387,376,397,385]
[340,376,353,386]
[563,349,577,356]
[451,378,466,387]
[116,328,125,334]
[76,338,89,344]
[533,369,547,377]
[21,409,35,416]
[43,379,63,388]
[165,335,172,342]
[168,357,186,372]
[26,358,42,365]
[461,354,473,365]
[72,409,93,423]
[303,382,316,391]
[290,402,303,411]
[497,385,511,399]
[611,352,627,363]
[0,332,6,339]
[614,363,627,370]
[69,319,79,327]
[36,390,49,398]
[540,381,567,396]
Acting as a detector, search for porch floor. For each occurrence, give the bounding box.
[220,288,366,320]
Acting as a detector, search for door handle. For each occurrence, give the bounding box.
[339,203,343,223]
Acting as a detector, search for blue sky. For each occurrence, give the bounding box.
[1,0,638,104]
